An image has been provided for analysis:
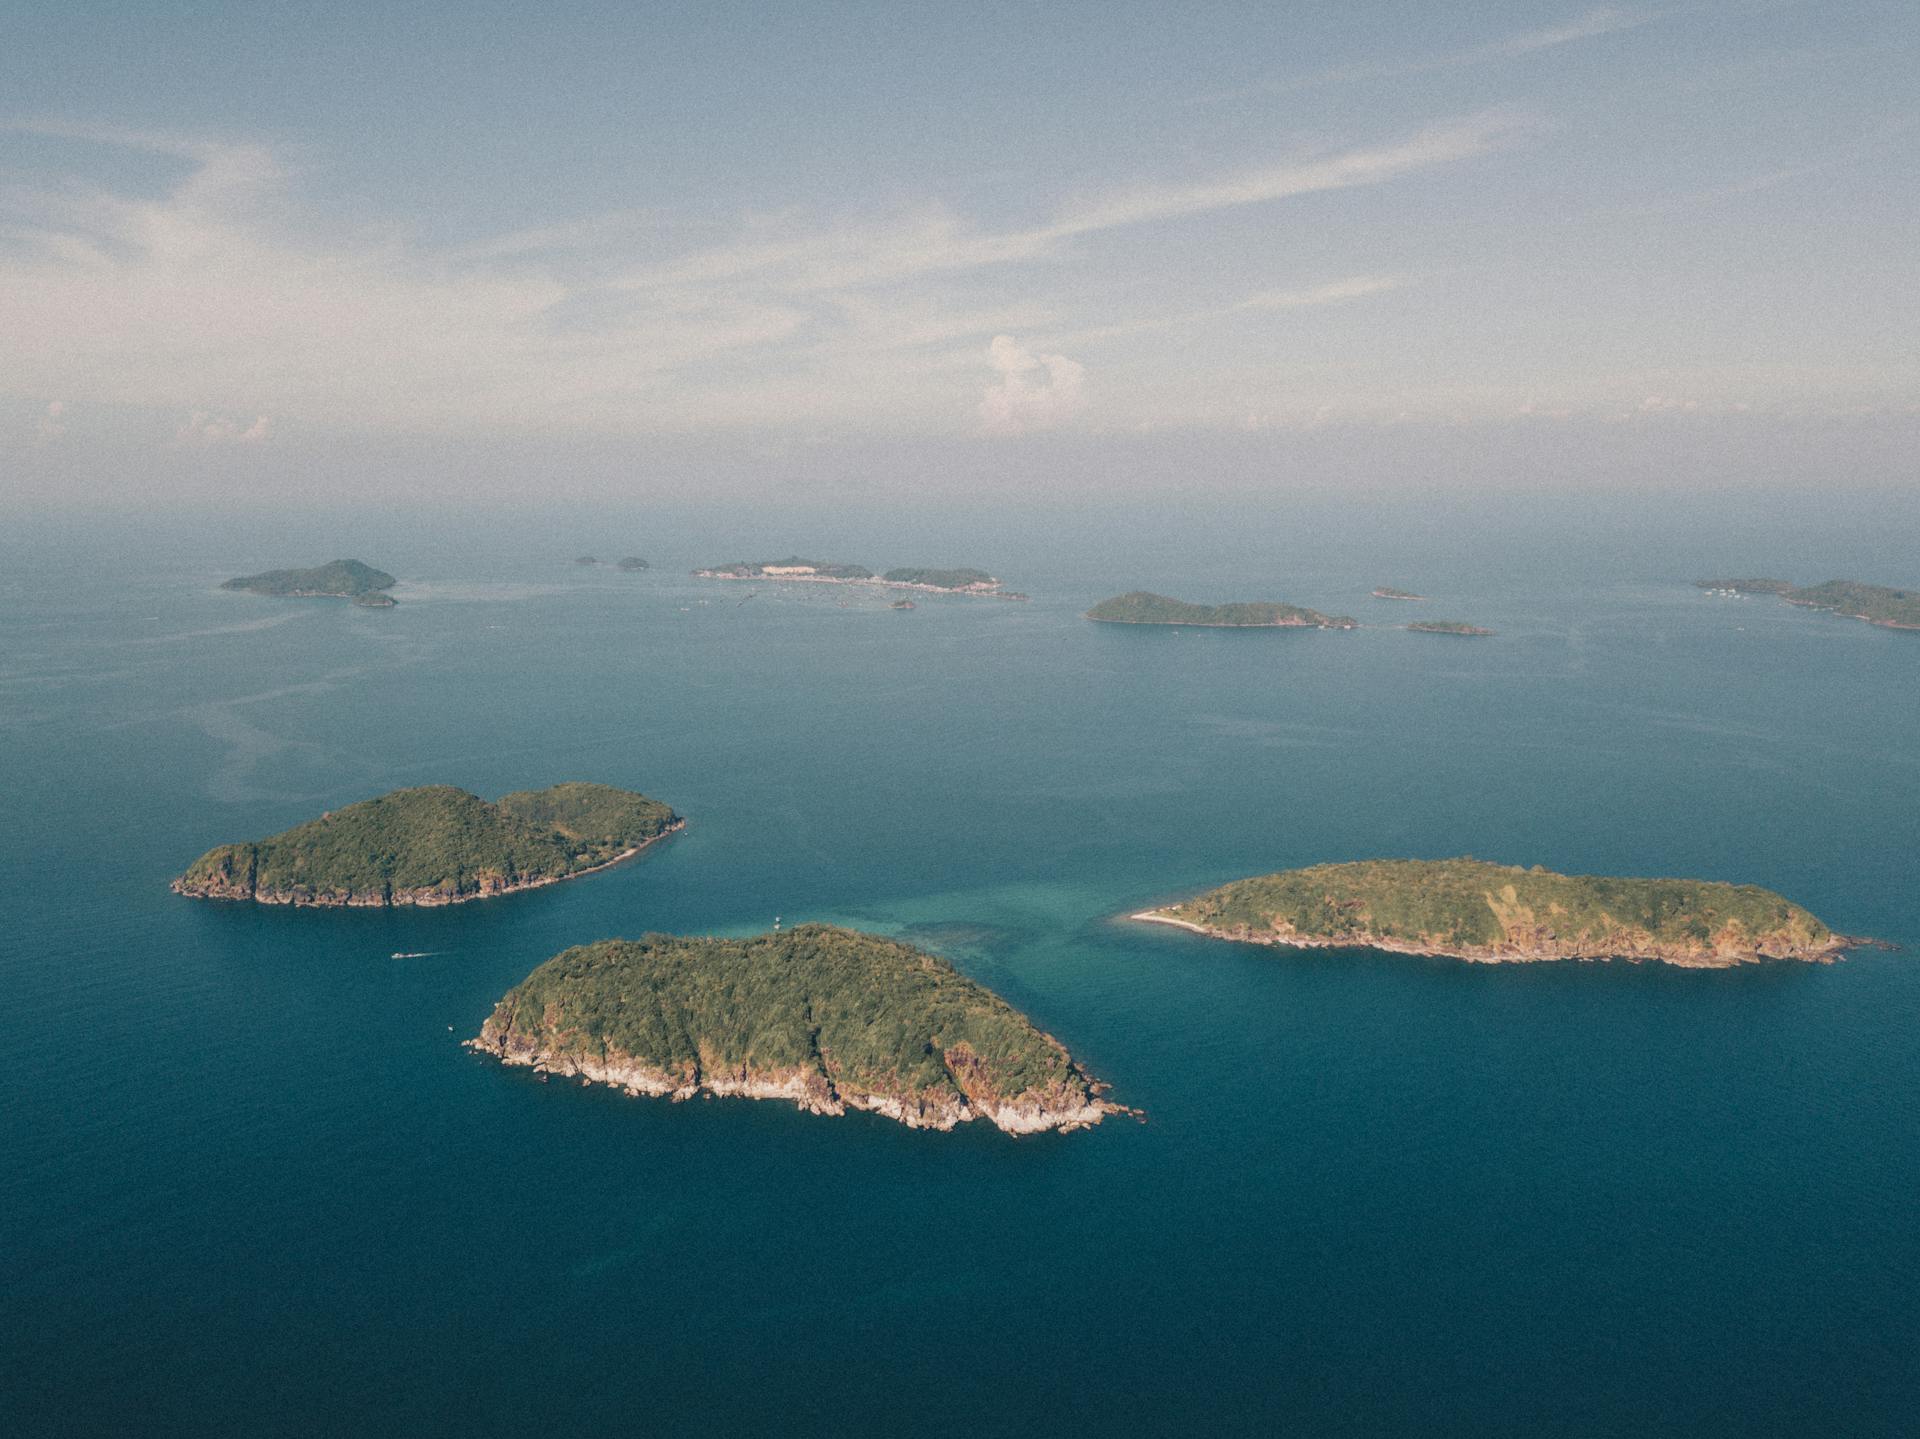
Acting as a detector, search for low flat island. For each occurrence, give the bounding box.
[693,557,1026,598]
[1407,620,1495,636]
[1372,587,1426,601]
[1133,858,1856,966]
[174,782,680,907]
[1086,591,1357,629]
[469,924,1127,1133]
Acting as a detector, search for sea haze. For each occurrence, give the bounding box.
[2,499,1916,1436]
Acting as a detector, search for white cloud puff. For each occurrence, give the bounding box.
[177,410,272,446]
[36,400,67,442]
[978,335,1085,435]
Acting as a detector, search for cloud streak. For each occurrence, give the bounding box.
[1197,7,1656,101]
[0,111,1519,436]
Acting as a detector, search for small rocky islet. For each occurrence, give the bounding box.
[469,924,1127,1134]
[1134,858,1856,967]
[173,782,680,907]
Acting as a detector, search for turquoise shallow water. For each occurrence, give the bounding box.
[3,505,1917,1436]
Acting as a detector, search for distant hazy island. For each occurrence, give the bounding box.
[616,556,649,571]
[1085,591,1358,629]
[1407,620,1495,636]
[469,924,1125,1133]
[1697,577,1920,630]
[693,557,1026,598]
[221,559,397,606]
[1133,858,1853,966]
[1372,587,1426,601]
[174,782,680,907]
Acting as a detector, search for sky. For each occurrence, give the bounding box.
[2,1,1916,508]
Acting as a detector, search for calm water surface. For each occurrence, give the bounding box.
[3,506,1916,1436]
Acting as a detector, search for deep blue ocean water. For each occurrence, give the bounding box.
[3,499,1916,1436]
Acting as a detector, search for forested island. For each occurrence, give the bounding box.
[221,559,396,603]
[1085,591,1358,629]
[1133,858,1852,966]
[1372,587,1426,601]
[693,557,1026,597]
[1408,620,1495,636]
[174,782,680,907]
[469,924,1125,1133]
[1697,577,1920,630]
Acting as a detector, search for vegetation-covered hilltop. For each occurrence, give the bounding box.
[1135,858,1848,966]
[1408,620,1495,636]
[470,924,1123,1133]
[1697,577,1920,629]
[881,566,997,590]
[1086,591,1358,629]
[1785,580,1920,629]
[222,559,396,600]
[174,782,680,907]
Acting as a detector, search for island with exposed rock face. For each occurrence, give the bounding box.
[173,782,680,907]
[1697,577,1920,630]
[1133,858,1856,966]
[221,559,397,604]
[693,557,1026,598]
[1086,591,1357,629]
[469,924,1126,1133]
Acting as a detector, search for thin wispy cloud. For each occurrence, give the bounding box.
[1057,275,1408,345]
[176,410,272,446]
[1626,112,1919,213]
[0,111,1519,435]
[1195,7,1656,103]
[606,111,1528,301]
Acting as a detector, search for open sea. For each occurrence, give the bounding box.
[3,496,1916,1436]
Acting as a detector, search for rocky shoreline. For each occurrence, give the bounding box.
[693,571,1027,600]
[1089,615,1339,628]
[1128,910,1866,964]
[1782,596,1920,630]
[1131,910,1859,967]
[466,1029,1128,1134]
[172,820,683,907]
